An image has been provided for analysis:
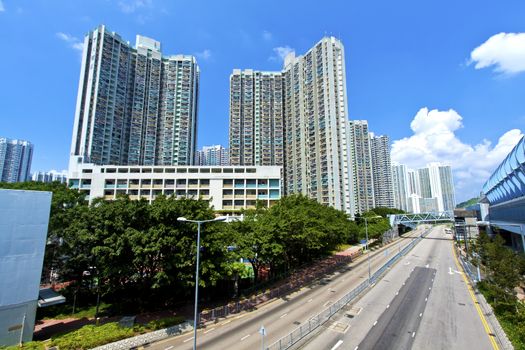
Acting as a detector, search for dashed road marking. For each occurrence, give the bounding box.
[203,328,215,334]
[386,304,390,309]
[373,320,378,326]
[331,340,344,350]
[419,313,423,317]
[307,298,313,303]
[412,332,416,338]
[164,346,174,350]
[280,313,288,319]
[183,337,194,343]
[241,334,251,341]
[222,320,231,325]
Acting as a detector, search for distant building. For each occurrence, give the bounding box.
[0,189,51,346]
[392,162,454,214]
[349,120,375,213]
[195,145,229,166]
[428,163,455,212]
[370,134,394,208]
[69,25,199,170]
[68,163,282,212]
[31,171,67,184]
[0,137,33,183]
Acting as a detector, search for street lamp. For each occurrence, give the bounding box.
[177,216,227,350]
[357,215,381,284]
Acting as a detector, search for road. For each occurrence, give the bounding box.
[299,225,497,350]
[146,227,427,350]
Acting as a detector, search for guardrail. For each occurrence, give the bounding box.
[266,227,432,350]
[199,251,363,324]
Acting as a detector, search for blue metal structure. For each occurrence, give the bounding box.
[482,136,525,205]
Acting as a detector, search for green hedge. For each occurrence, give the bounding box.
[1,316,185,350]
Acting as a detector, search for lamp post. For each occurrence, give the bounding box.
[177,216,226,350]
[357,215,381,284]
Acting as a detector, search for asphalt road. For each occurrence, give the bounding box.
[299,225,497,350]
[145,227,426,350]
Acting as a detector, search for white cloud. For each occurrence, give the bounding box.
[262,30,272,41]
[56,32,84,52]
[391,107,523,201]
[270,46,294,62]
[118,0,152,13]
[470,32,525,75]
[0,1,5,12]
[195,49,212,61]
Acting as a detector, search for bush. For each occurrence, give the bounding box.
[147,315,185,330]
[50,323,142,349]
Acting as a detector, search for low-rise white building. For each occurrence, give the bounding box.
[68,164,282,212]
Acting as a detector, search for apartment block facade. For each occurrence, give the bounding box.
[0,137,33,183]
[229,70,284,166]
[69,25,199,171]
[370,134,394,208]
[349,120,375,213]
[229,37,353,213]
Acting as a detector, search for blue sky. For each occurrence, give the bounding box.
[1,0,524,201]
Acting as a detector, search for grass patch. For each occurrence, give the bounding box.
[1,316,186,350]
[37,302,112,320]
[332,243,352,253]
[477,281,525,350]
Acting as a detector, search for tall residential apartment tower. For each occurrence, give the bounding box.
[370,134,394,208]
[229,70,284,166]
[69,25,199,171]
[349,120,374,213]
[0,137,33,183]
[229,37,353,213]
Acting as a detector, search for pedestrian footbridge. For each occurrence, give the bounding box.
[389,211,454,228]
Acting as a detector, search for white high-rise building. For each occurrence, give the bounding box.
[69,25,199,173]
[229,37,353,214]
[428,162,455,212]
[195,145,229,166]
[370,133,394,208]
[349,120,375,213]
[0,138,33,183]
[31,171,68,184]
[392,163,410,212]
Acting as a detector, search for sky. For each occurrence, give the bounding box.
[1,0,525,202]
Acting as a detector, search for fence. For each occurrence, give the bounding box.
[266,227,432,350]
[198,250,363,324]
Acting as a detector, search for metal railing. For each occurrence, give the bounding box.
[199,251,362,324]
[266,227,432,350]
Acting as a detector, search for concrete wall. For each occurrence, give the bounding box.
[0,189,51,346]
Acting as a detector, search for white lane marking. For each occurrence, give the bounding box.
[425,297,428,302]
[403,282,406,286]
[183,337,194,343]
[354,347,359,350]
[203,327,215,334]
[396,291,399,295]
[307,298,313,303]
[412,331,416,338]
[331,340,344,350]
[222,320,231,325]
[323,301,332,307]
[419,313,422,317]
[280,313,288,319]
[165,346,174,350]
[449,267,454,275]
[241,334,251,341]
[373,320,378,326]
[425,264,429,268]
[386,304,390,309]
[432,279,434,282]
